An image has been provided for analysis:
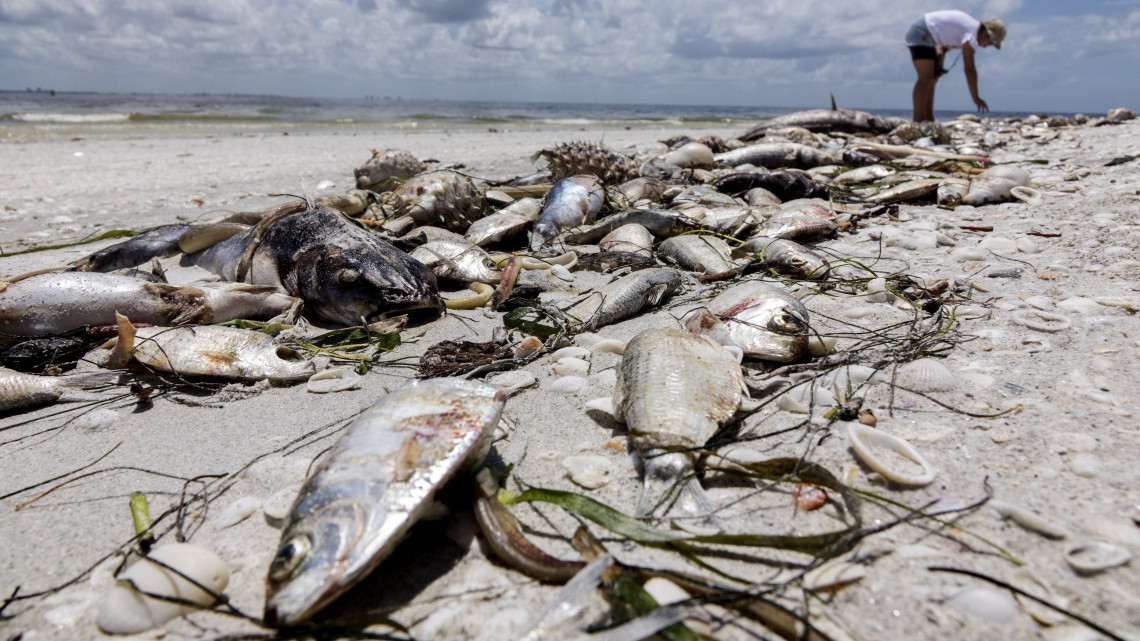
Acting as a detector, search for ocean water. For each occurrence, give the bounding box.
[0,90,1066,137]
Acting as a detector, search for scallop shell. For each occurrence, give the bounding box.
[977,236,1019,253]
[895,359,956,392]
[513,336,544,359]
[1056,297,1103,316]
[846,423,936,486]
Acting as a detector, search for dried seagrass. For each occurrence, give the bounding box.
[353,149,425,191]
[533,141,640,185]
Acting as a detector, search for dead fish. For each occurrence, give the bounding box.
[388,170,481,230]
[937,177,971,207]
[563,268,682,331]
[740,108,893,141]
[264,379,505,627]
[833,164,898,186]
[682,280,809,362]
[107,313,314,381]
[72,224,193,272]
[713,171,828,202]
[464,198,542,247]
[670,184,740,208]
[564,209,698,244]
[0,272,300,337]
[714,143,877,170]
[865,178,942,204]
[410,240,502,284]
[679,205,775,236]
[613,327,745,518]
[733,238,831,280]
[530,175,605,249]
[353,148,425,191]
[184,202,443,326]
[599,224,655,256]
[0,368,64,412]
[744,186,782,206]
[533,141,640,185]
[749,215,838,242]
[961,167,1030,206]
[572,252,659,273]
[657,235,736,274]
[614,176,666,204]
[778,199,836,220]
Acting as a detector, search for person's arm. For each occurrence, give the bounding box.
[962,43,989,112]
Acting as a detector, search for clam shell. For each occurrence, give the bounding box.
[551,357,590,377]
[895,359,956,392]
[551,346,591,361]
[97,544,230,634]
[846,423,936,486]
[306,368,362,394]
[977,236,1019,253]
[1064,540,1133,575]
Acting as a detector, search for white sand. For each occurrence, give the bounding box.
[1,118,1138,641]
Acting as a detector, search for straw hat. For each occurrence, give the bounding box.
[983,18,1006,49]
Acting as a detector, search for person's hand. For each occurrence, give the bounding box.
[974,97,989,113]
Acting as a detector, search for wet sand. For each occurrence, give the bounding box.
[1,118,1138,641]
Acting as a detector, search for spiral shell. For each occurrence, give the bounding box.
[353,149,425,191]
[534,141,640,185]
[895,358,956,392]
[387,170,481,230]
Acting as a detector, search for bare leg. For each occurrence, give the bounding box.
[912,58,937,122]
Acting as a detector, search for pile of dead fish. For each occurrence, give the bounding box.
[3,105,1136,638]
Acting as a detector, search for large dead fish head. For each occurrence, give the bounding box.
[292,243,444,326]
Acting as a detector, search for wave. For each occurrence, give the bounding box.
[2,112,132,123]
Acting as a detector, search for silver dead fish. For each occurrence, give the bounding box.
[748,215,838,242]
[0,272,300,337]
[410,240,503,284]
[732,238,831,280]
[464,198,542,247]
[0,368,64,412]
[530,175,605,249]
[714,143,878,170]
[599,224,655,257]
[107,313,315,381]
[564,208,698,245]
[657,235,736,274]
[613,327,745,518]
[264,379,505,627]
[682,280,809,362]
[563,268,683,331]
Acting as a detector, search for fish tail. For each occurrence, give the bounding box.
[107,312,137,369]
[637,451,724,532]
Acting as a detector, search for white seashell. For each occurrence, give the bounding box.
[588,339,626,356]
[551,346,591,361]
[1064,540,1133,575]
[512,336,544,359]
[584,397,615,416]
[842,306,878,320]
[306,368,362,394]
[989,500,1069,539]
[551,357,590,377]
[1010,185,1042,206]
[217,496,263,529]
[951,305,991,320]
[1012,309,1071,332]
[549,264,575,282]
[951,247,990,262]
[846,423,936,486]
[807,336,837,357]
[1015,237,1040,253]
[562,455,616,489]
[97,543,230,634]
[895,359,956,392]
[865,278,888,303]
[949,586,1019,624]
[74,408,119,431]
[803,560,866,591]
[1056,297,1102,316]
[642,577,690,605]
[262,485,301,522]
[977,236,1019,253]
[486,370,538,396]
[777,384,837,414]
[1067,453,1101,478]
[1024,296,1053,310]
[549,375,587,395]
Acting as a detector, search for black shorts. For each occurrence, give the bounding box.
[909,45,937,60]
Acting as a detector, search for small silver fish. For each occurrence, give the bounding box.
[865,178,942,204]
[464,198,542,247]
[264,379,505,627]
[0,368,64,412]
[732,238,831,280]
[714,143,877,170]
[410,240,502,284]
[563,268,682,331]
[937,176,971,207]
[0,272,300,336]
[749,215,838,242]
[599,224,655,257]
[657,235,736,274]
[530,175,605,249]
[613,328,745,518]
[564,208,697,244]
[679,205,775,236]
[833,164,897,186]
[108,314,314,381]
[682,280,809,362]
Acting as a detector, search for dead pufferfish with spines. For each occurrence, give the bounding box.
[376,169,482,231]
[353,149,425,191]
[533,141,640,185]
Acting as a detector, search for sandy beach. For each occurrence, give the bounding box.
[1,115,1139,641]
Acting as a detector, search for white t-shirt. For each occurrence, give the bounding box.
[924,10,981,50]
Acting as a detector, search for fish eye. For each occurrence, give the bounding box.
[768,312,806,335]
[483,259,497,270]
[337,268,360,286]
[268,535,311,582]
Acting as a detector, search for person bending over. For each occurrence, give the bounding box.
[904,10,1005,122]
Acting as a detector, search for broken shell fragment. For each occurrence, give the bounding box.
[803,560,866,591]
[306,368,362,394]
[1064,540,1133,575]
[562,455,616,489]
[846,423,936,486]
[97,543,229,634]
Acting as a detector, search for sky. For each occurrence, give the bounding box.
[0,0,1138,114]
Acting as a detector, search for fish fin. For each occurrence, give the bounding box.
[419,246,460,271]
[643,283,669,306]
[830,91,837,110]
[107,312,136,370]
